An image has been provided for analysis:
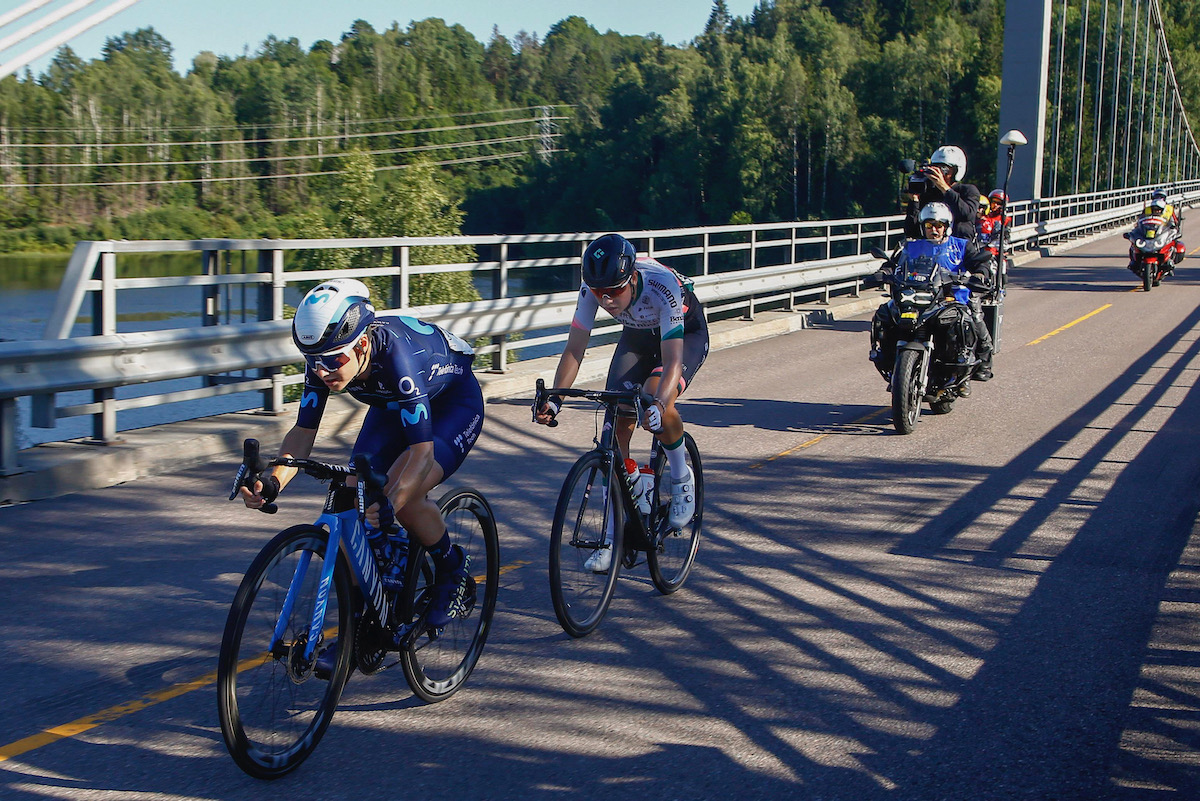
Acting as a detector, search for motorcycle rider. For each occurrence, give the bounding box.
[875,202,994,385]
[903,144,982,242]
[1127,188,1186,275]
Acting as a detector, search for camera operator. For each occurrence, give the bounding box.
[903,145,981,243]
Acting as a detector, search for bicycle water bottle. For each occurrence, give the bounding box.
[637,465,655,514]
[625,458,652,516]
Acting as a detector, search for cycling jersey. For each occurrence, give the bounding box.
[297,315,476,444]
[571,258,704,340]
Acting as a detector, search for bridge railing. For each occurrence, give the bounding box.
[0,216,907,474]
[4,182,1199,475]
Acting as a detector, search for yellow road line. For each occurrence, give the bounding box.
[1026,304,1112,346]
[0,669,219,762]
[749,408,888,469]
[0,559,530,763]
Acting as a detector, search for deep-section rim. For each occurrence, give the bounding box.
[217,524,354,779]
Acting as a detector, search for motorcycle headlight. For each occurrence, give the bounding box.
[1153,233,1171,249]
[1135,238,1147,248]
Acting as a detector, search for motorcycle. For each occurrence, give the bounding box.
[869,245,988,434]
[1124,216,1184,291]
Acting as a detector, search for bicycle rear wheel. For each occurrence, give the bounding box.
[549,451,624,637]
[648,432,704,594]
[217,525,354,779]
[399,488,499,703]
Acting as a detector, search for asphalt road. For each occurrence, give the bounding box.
[2,232,1199,800]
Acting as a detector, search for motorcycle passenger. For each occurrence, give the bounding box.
[1127,189,1186,274]
[977,189,1011,257]
[904,145,982,242]
[533,233,709,572]
[875,203,995,385]
[239,278,484,628]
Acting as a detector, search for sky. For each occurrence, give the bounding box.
[6,0,762,77]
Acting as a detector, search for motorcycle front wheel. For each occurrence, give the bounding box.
[1143,261,1153,292]
[891,349,924,434]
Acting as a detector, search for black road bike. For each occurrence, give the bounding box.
[534,379,703,637]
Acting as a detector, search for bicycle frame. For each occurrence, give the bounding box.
[589,403,668,556]
[270,495,396,663]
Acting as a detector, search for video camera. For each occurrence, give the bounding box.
[901,159,946,196]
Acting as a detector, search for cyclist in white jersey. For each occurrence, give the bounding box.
[534,233,709,572]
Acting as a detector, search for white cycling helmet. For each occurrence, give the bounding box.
[918,202,954,227]
[292,278,375,355]
[929,145,967,182]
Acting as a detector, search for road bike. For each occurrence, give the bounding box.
[217,439,499,779]
[534,379,703,638]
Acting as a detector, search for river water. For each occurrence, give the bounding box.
[0,253,577,450]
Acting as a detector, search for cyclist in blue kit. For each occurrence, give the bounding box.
[239,278,483,627]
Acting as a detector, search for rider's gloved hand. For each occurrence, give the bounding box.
[366,496,395,532]
[644,398,664,434]
[534,394,562,425]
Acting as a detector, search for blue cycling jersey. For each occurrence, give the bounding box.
[296,315,476,445]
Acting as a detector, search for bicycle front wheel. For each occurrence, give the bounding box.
[217,525,354,779]
[399,488,500,703]
[648,432,704,594]
[549,451,624,637]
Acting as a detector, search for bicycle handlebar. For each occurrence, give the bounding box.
[534,378,652,427]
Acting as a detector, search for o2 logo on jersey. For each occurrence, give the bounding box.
[398,375,418,395]
[399,403,429,427]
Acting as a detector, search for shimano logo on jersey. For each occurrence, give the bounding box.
[649,279,678,307]
[429,362,464,378]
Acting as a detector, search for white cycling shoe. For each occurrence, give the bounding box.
[668,466,696,529]
[584,544,612,573]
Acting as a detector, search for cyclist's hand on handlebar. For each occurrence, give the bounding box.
[239,474,280,511]
[533,394,562,426]
[365,497,395,531]
[642,394,665,434]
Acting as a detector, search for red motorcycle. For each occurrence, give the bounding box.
[1125,216,1184,291]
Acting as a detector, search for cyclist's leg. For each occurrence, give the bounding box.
[352,406,447,553]
[648,321,709,478]
[607,328,659,460]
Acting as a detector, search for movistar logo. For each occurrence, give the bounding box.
[301,390,320,408]
[306,292,331,305]
[400,403,429,426]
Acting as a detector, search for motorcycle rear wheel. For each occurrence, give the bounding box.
[891,349,923,434]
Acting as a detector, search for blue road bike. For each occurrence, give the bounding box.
[217,439,499,779]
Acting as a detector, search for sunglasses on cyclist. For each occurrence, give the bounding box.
[306,345,355,372]
[590,277,633,301]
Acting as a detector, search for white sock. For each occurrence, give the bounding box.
[665,436,688,481]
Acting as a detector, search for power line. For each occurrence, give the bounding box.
[5,131,559,169]
[10,104,575,135]
[0,149,556,188]
[2,112,570,149]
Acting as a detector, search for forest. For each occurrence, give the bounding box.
[0,0,1197,254]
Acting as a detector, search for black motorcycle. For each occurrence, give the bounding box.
[869,246,987,434]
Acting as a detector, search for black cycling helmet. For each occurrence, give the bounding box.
[582,234,637,289]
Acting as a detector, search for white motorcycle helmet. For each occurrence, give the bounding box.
[918,202,954,227]
[929,145,967,182]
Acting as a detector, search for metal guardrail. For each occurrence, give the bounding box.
[4,181,1199,475]
[0,217,907,474]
